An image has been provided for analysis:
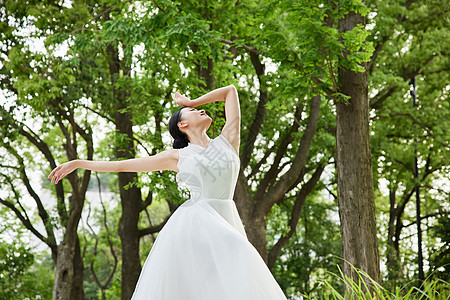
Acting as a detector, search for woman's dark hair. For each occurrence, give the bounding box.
[169,107,190,149]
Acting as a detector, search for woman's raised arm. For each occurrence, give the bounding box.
[48,149,179,184]
[173,84,240,153]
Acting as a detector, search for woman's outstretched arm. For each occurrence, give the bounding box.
[173,84,240,153]
[48,149,179,184]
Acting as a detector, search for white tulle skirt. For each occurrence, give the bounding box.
[131,198,287,300]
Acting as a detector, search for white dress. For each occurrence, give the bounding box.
[131,134,287,300]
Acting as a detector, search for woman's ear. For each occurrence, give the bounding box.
[178,121,188,129]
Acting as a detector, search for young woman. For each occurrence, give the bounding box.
[48,85,287,299]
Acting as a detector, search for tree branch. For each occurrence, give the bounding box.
[71,0,133,35]
[261,95,321,215]
[267,164,325,269]
[241,52,268,168]
[402,212,448,229]
[255,101,304,199]
[248,142,276,179]
[78,102,152,156]
[89,174,118,291]
[369,85,397,110]
[368,0,419,73]
[0,197,48,245]
[2,145,58,251]
[138,214,172,238]
[219,38,259,54]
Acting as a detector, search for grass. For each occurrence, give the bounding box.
[297,260,450,300]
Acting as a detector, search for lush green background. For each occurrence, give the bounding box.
[0,0,448,299]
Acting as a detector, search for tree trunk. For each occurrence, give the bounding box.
[52,237,84,300]
[53,193,85,300]
[104,26,143,297]
[114,71,142,300]
[117,171,142,300]
[244,214,269,262]
[336,10,381,297]
[70,235,84,300]
[53,241,74,300]
[386,189,403,287]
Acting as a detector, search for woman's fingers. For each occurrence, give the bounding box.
[48,165,64,184]
[51,172,59,184]
[55,174,63,184]
[48,166,59,179]
[172,91,186,107]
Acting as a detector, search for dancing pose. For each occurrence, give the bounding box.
[49,85,287,299]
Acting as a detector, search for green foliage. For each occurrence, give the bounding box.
[367,0,450,290]
[80,191,121,299]
[429,214,450,281]
[0,240,34,298]
[340,24,374,72]
[268,192,342,297]
[0,234,53,299]
[303,262,450,299]
[0,0,448,298]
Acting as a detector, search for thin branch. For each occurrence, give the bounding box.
[219,38,259,54]
[143,207,156,243]
[79,103,152,156]
[2,145,58,250]
[325,185,337,200]
[249,142,276,179]
[241,52,268,168]
[140,192,153,211]
[402,212,448,229]
[373,113,449,149]
[267,164,325,269]
[94,174,118,290]
[71,0,133,35]
[261,95,321,215]
[152,0,166,13]
[138,214,172,238]
[369,85,397,110]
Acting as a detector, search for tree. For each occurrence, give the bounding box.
[366,0,450,288]
[0,81,92,299]
[0,2,97,298]
[335,6,381,295]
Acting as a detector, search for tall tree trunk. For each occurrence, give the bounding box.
[336,10,381,296]
[106,41,143,299]
[116,107,142,299]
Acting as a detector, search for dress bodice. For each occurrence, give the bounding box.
[176,135,240,202]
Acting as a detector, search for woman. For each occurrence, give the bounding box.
[49,85,287,299]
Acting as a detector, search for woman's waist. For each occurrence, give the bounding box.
[197,198,234,203]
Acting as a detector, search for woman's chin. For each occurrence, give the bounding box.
[203,118,212,130]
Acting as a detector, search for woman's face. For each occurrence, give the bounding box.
[179,107,212,131]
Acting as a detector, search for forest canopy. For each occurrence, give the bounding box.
[0,0,449,299]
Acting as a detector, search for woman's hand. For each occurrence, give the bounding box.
[48,160,79,184]
[172,90,196,107]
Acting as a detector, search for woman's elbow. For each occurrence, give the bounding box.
[226,84,238,100]
[228,84,237,93]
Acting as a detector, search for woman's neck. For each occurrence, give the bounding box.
[187,131,210,147]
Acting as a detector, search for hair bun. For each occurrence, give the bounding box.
[173,135,189,149]
[169,107,190,149]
